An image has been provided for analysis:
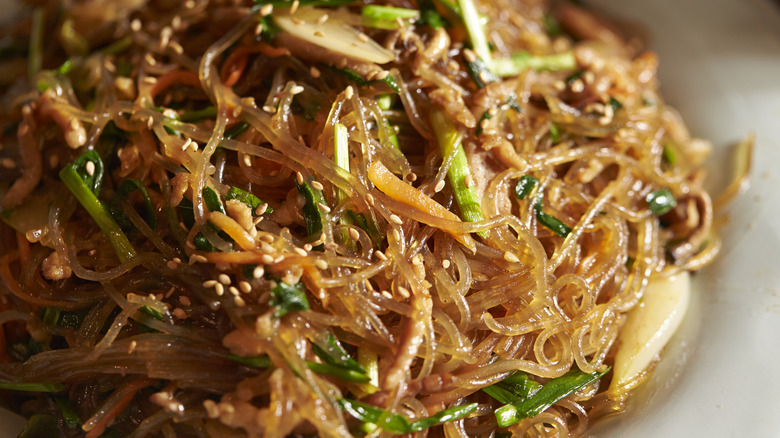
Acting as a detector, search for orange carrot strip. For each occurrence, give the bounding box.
[367,161,475,250]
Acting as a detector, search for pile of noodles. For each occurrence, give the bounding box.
[0,0,722,436]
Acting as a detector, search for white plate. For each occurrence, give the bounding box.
[2,0,780,436]
[589,0,780,436]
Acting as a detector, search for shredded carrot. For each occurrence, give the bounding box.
[367,161,475,250]
[0,253,82,309]
[150,69,201,99]
[84,377,155,438]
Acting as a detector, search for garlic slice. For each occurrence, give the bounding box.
[611,271,690,390]
[273,7,395,65]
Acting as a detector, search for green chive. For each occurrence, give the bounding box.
[0,382,66,393]
[646,188,677,215]
[228,353,271,368]
[514,175,538,200]
[270,281,310,318]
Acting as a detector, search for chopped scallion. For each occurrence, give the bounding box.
[227,353,271,368]
[514,175,538,200]
[491,51,576,77]
[306,361,371,383]
[270,281,310,318]
[225,187,272,214]
[362,5,419,29]
[338,398,477,433]
[646,188,677,215]
[534,196,571,238]
[0,382,66,392]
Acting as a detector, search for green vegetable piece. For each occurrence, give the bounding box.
[543,14,564,38]
[228,353,271,368]
[362,5,419,29]
[514,176,538,200]
[662,144,676,165]
[482,371,541,405]
[225,121,250,139]
[296,180,328,239]
[0,382,66,392]
[40,307,60,327]
[464,56,496,89]
[306,361,371,383]
[409,403,477,432]
[376,94,395,111]
[18,414,59,438]
[494,367,609,427]
[118,178,157,229]
[225,187,272,214]
[202,187,225,214]
[311,334,366,374]
[534,196,571,238]
[475,109,492,136]
[609,97,623,111]
[549,121,561,144]
[140,305,164,320]
[55,398,82,429]
[458,0,493,72]
[270,281,310,318]
[338,398,477,433]
[430,110,486,232]
[60,152,136,263]
[193,234,217,252]
[491,51,576,77]
[179,106,218,123]
[646,188,677,215]
[253,0,355,7]
[418,0,447,29]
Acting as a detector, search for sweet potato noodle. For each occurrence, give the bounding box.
[0,0,719,436]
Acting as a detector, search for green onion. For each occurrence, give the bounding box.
[180,106,218,123]
[430,109,485,231]
[270,281,310,318]
[297,180,328,240]
[40,307,60,327]
[475,109,492,136]
[464,55,496,89]
[646,188,677,215]
[534,196,571,238]
[514,175,539,200]
[225,121,250,139]
[28,7,45,80]
[306,361,371,383]
[59,151,137,263]
[0,382,66,392]
[334,123,350,183]
[225,186,272,214]
[311,334,366,374]
[362,5,419,29]
[338,398,477,433]
[418,0,447,29]
[543,14,564,38]
[55,398,82,429]
[345,210,384,247]
[494,367,609,427]
[458,0,493,72]
[18,415,59,438]
[491,51,576,77]
[482,371,541,404]
[358,348,380,388]
[202,186,225,214]
[662,144,677,165]
[609,97,623,111]
[117,179,157,229]
[376,94,395,111]
[549,121,561,144]
[253,0,355,7]
[227,353,271,368]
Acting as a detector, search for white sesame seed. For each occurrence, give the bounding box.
[169,41,184,55]
[303,243,313,251]
[366,193,375,206]
[348,228,360,241]
[375,251,388,261]
[234,296,246,307]
[218,274,231,285]
[464,174,474,188]
[442,260,451,268]
[392,229,401,241]
[253,266,264,278]
[290,85,304,95]
[261,254,275,264]
[238,281,252,293]
[389,214,403,225]
[85,161,95,176]
[375,70,389,80]
[296,172,304,185]
[382,290,393,299]
[291,17,303,25]
[203,280,218,288]
[130,19,142,32]
[504,251,520,263]
[262,105,276,114]
[229,286,240,296]
[310,66,321,78]
[294,248,308,257]
[357,33,369,43]
[128,340,137,353]
[434,180,446,193]
[345,85,354,99]
[190,254,208,264]
[290,0,299,14]
[166,260,178,270]
[145,53,157,66]
[179,296,192,306]
[260,4,273,16]
[310,181,324,191]
[171,15,182,30]
[314,259,328,270]
[313,30,324,37]
[181,138,192,151]
[214,283,224,296]
[397,286,410,298]
[317,14,329,24]
[255,204,268,215]
[243,155,253,167]
[317,202,331,213]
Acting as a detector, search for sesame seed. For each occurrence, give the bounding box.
[260,234,274,243]
[147,116,154,129]
[442,260,451,268]
[381,290,393,299]
[179,296,192,306]
[131,19,142,32]
[375,251,388,261]
[290,85,304,95]
[261,254,275,264]
[262,105,276,114]
[389,214,403,225]
[128,340,138,353]
[324,242,338,251]
[357,33,369,43]
[345,85,354,99]
[254,22,264,35]
[434,180,445,193]
[229,286,240,296]
[303,243,313,251]
[243,155,253,167]
[314,259,328,270]
[553,80,566,91]
[317,14,329,24]
[214,283,224,296]
[234,296,246,307]
[171,15,182,30]
[463,49,477,63]
[313,30,324,37]
[310,181,324,191]
[290,0,299,14]
[190,254,208,264]
[145,53,157,66]
[159,26,173,49]
[85,161,95,176]
[260,4,273,16]
[310,66,321,78]
[317,202,331,213]
[291,17,303,25]
[181,138,192,151]
[294,247,308,257]
[172,308,187,319]
[166,260,178,270]
[570,78,585,93]
[375,70,389,80]
[239,281,252,293]
[296,172,304,185]
[392,229,401,241]
[504,251,520,263]
[464,174,473,188]
[169,41,184,55]
[348,228,360,241]
[203,280,218,288]
[255,204,268,215]
[253,266,265,278]
[218,274,231,285]
[397,286,410,298]
[366,194,375,206]
[273,255,284,263]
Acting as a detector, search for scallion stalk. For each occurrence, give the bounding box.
[457,0,493,71]
[362,5,419,29]
[491,51,576,77]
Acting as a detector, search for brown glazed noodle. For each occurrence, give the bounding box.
[0,0,722,436]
